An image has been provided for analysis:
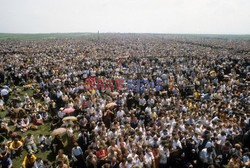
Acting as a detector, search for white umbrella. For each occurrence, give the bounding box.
[62,116,78,121]
[106,102,117,109]
[53,79,61,83]
[111,92,119,96]
[2,85,9,90]
[1,89,9,96]
[51,128,67,136]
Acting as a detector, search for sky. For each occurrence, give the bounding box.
[0,0,249,34]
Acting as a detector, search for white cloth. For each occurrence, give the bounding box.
[159,148,169,164]
[117,110,125,118]
[172,139,182,150]
[199,148,216,164]
[144,152,154,166]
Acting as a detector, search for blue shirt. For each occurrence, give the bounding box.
[1,157,12,168]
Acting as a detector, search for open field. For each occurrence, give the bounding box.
[0,33,93,40]
[0,33,250,41]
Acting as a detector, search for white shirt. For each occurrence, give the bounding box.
[45,136,52,146]
[37,135,45,144]
[44,96,50,104]
[26,135,35,145]
[72,146,83,157]
[58,111,65,118]
[199,148,216,164]
[117,110,125,118]
[139,98,146,106]
[172,139,182,150]
[133,158,143,167]
[34,160,44,168]
[144,152,154,166]
[160,148,169,164]
[56,91,63,98]
[217,134,227,145]
[0,99,4,106]
[145,107,152,116]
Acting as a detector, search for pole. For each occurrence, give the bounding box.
[98,30,100,42]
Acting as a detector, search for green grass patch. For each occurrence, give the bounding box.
[1,86,55,167]
[0,33,93,41]
[0,33,250,41]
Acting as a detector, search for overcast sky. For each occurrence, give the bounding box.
[0,0,249,34]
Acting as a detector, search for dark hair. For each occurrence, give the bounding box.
[43,160,49,165]
[207,147,213,153]
[57,161,63,165]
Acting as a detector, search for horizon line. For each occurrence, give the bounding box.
[0,32,250,36]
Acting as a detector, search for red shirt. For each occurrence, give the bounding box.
[96,149,107,159]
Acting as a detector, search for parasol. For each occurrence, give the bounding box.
[111,92,119,96]
[53,79,61,83]
[105,102,117,109]
[62,116,78,121]
[62,107,75,114]
[1,89,9,96]
[51,128,67,136]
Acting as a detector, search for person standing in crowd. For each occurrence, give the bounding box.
[159,145,169,168]
[51,135,64,154]
[56,150,69,168]
[71,143,84,168]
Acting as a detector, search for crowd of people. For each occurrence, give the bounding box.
[0,34,249,168]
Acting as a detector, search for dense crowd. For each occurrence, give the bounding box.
[0,34,250,168]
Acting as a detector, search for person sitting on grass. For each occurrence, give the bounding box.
[22,152,37,168]
[8,138,23,158]
[41,110,49,121]
[9,113,18,126]
[32,113,43,125]
[0,121,10,138]
[37,134,45,150]
[20,116,30,132]
[33,157,44,168]
[0,143,9,160]
[44,135,52,151]
[0,151,12,168]
[24,133,38,153]
[15,119,22,131]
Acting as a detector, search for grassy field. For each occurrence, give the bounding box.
[1,86,54,168]
[0,33,250,41]
[169,33,250,40]
[0,33,93,40]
